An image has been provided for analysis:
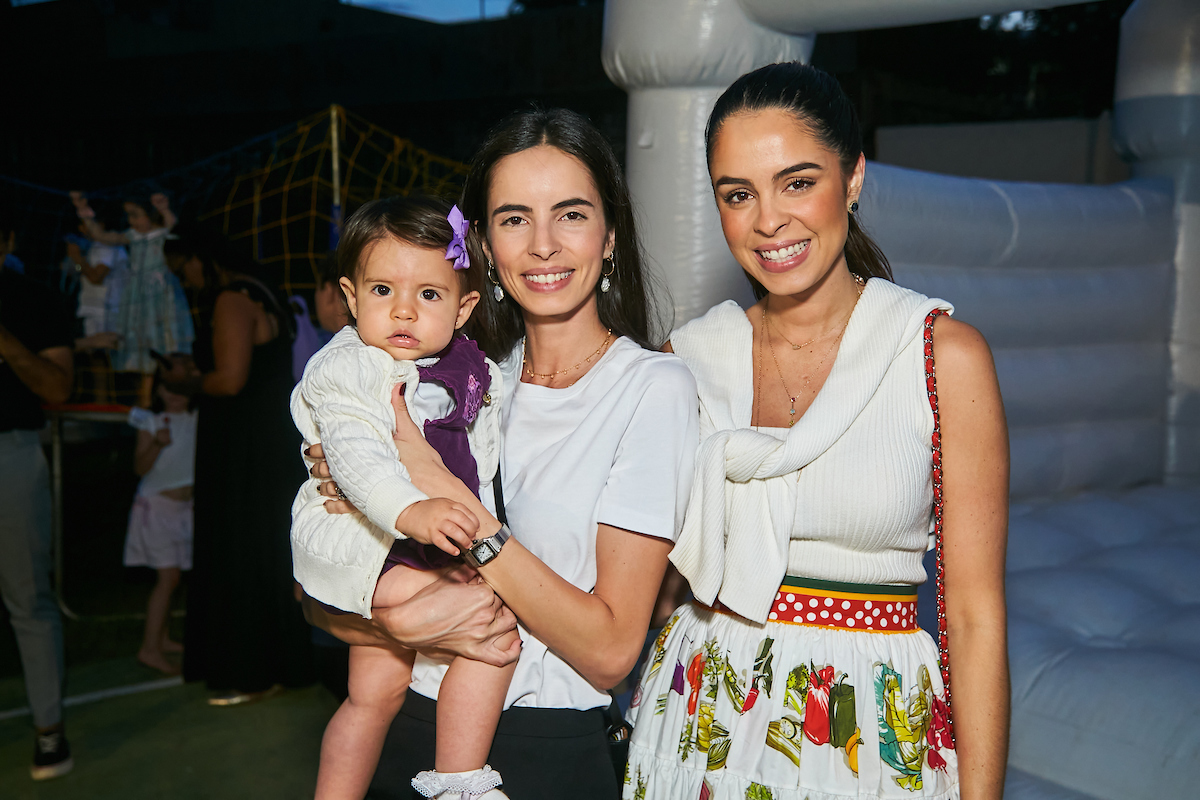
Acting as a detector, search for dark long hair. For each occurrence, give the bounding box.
[459,108,661,361]
[705,62,893,299]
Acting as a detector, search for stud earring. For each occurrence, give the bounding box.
[849,201,859,214]
[487,261,504,302]
[600,252,615,294]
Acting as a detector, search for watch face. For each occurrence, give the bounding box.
[472,541,497,565]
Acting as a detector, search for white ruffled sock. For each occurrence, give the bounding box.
[410,765,509,799]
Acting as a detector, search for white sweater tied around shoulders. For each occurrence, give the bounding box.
[669,281,952,624]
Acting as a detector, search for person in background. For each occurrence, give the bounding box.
[70,191,193,406]
[0,262,75,780]
[161,232,314,705]
[294,251,353,705]
[291,251,349,382]
[62,202,128,351]
[313,250,350,335]
[125,363,197,676]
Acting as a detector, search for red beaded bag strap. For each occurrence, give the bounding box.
[923,309,953,712]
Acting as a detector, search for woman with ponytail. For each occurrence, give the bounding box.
[625,63,1009,800]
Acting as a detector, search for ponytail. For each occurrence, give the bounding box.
[845,214,893,283]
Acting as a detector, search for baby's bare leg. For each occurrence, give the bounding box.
[434,627,521,772]
[370,561,442,608]
[316,644,414,800]
[315,566,441,800]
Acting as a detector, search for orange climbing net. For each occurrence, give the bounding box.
[199,105,469,298]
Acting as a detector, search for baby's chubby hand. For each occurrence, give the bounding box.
[397,498,479,556]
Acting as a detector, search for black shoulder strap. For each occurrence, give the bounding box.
[491,466,507,526]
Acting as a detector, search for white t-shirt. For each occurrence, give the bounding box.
[409,336,699,711]
[129,409,197,496]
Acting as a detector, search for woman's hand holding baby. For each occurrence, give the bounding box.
[301,442,519,666]
[396,498,479,555]
[389,387,487,510]
[301,568,520,667]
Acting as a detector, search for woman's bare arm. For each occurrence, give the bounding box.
[0,329,72,404]
[302,564,520,667]
[486,526,671,690]
[934,316,1010,800]
[384,392,672,690]
[312,385,677,691]
[315,434,668,690]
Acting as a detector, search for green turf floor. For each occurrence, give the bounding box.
[1,432,340,798]
[0,659,338,799]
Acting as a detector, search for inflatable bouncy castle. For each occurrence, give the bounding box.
[602,2,1200,798]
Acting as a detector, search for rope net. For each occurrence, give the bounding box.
[199,105,469,298]
[1,105,468,405]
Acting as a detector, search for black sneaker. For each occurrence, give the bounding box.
[31,727,73,780]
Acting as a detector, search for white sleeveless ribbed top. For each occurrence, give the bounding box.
[669,279,953,624]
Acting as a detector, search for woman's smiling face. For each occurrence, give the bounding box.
[482,145,614,323]
[708,108,864,297]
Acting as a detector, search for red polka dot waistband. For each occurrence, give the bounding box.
[706,576,920,634]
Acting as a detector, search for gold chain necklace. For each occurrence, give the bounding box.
[523,329,613,380]
[762,278,865,427]
[763,313,824,351]
[764,274,866,350]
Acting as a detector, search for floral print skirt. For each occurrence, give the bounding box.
[624,580,957,800]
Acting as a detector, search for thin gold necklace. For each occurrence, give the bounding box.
[523,329,613,380]
[764,313,824,351]
[763,278,864,427]
[764,274,866,350]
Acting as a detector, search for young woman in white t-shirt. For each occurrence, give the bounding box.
[305,109,700,800]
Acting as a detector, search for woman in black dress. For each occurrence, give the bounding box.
[165,234,313,703]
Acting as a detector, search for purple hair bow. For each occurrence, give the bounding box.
[445,205,470,271]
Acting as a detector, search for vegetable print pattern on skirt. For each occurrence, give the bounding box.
[623,599,956,800]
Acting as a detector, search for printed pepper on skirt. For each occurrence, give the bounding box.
[624,578,957,800]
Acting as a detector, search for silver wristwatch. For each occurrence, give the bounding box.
[462,525,512,569]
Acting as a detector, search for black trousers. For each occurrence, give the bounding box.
[368,692,619,800]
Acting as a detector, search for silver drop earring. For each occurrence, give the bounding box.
[487,261,504,302]
[600,252,615,293]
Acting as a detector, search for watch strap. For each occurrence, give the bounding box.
[466,524,511,568]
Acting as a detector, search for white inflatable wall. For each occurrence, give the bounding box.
[603,0,1193,497]
[602,0,812,320]
[860,166,1175,498]
[1113,0,1200,483]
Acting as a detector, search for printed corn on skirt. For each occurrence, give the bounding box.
[624,577,957,800]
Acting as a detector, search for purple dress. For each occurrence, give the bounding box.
[382,335,492,572]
